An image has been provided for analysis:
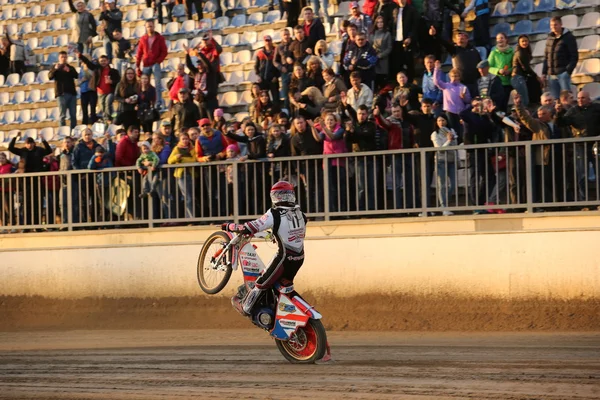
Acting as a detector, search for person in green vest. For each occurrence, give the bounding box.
[488,32,514,111]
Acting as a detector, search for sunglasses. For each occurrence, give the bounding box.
[201,124,210,127]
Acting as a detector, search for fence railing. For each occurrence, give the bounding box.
[0,137,598,232]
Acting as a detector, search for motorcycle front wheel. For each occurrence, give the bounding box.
[275,319,327,364]
[197,231,233,295]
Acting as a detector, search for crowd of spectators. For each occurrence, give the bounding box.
[0,0,600,231]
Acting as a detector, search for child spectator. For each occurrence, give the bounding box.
[431,115,458,216]
[0,153,14,228]
[42,152,60,228]
[136,141,160,198]
[88,146,115,222]
[168,132,197,219]
[434,60,471,141]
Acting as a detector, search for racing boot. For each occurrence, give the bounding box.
[231,284,249,316]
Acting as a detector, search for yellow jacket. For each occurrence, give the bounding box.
[168,145,197,178]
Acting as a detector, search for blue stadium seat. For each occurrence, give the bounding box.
[535,0,554,12]
[512,20,532,36]
[533,17,550,34]
[513,0,534,15]
[491,22,511,37]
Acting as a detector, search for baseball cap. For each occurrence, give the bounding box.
[350,1,359,8]
[105,0,115,3]
[137,141,151,149]
[202,33,210,40]
[178,87,190,94]
[263,35,272,41]
[25,137,35,144]
[95,146,106,153]
[476,60,489,69]
[161,119,171,126]
[198,118,211,127]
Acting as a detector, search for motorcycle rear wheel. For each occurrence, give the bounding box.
[275,319,327,364]
[197,231,233,295]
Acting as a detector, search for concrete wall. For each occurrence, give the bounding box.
[1,214,599,299]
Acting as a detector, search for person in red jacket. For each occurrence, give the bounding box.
[115,125,140,167]
[136,20,168,108]
[373,103,416,210]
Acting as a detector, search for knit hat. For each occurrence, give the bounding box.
[214,108,224,118]
[226,144,240,154]
[95,146,106,153]
[137,141,151,149]
[477,60,489,69]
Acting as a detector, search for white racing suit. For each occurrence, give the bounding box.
[233,204,307,315]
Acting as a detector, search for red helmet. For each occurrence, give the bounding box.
[270,181,296,205]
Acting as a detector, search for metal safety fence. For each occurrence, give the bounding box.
[0,137,598,232]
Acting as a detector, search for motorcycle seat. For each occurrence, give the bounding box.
[274,279,294,294]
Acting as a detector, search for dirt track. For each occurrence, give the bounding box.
[0,330,599,400]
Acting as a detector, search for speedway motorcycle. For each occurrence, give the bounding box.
[197,228,330,363]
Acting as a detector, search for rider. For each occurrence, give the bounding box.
[223,181,307,316]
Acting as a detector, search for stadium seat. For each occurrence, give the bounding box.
[163,22,180,36]
[26,89,41,103]
[237,90,252,106]
[16,110,32,124]
[141,7,154,20]
[579,35,600,52]
[36,70,50,84]
[234,112,249,122]
[31,108,48,122]
[513,0,534,15]
[535,0,554,12]
[0,75,4,88]
[48,108,60,122]
[56,126,71,138]
[5,73,20,87]
[22,129,37,141]
[247,12,264,25]
[6,130,19,143]
[222,70,243,86]
[29,4,41,17]
[533,17,551,34]
[221,91,238,107]
[234,50,252,64]
[57,2,71,14]
[492,0,513,16]
[265,10,281,24]
[559,15,578,32]
[180,20,196,34]
[19,21,32,35]
[240,31,257,46]
[56,35,69,48]
[230,14,246,28]
[533,63,543,76]
[512,20,532,36]
[39,127,55,142]
[43,88,56,103]
[42,4,57,16]
[65,16,77,30]
[1,112,16,125]
[34,20,48,33]
[223,33,240,47]
[214,16,229,30]
[26,37,39,52]
[212,34,223,45]
[11,91,25,105]
[476,46,487,60]
[0,92,8,106]
[92,122,106,137]
[578,12,599,30]
[124,9,138,22]
[0,7,14,20]
[40,36,54,49]
[244,69,258,83]
[491,22,511,37]
[532,40,545,57]
[49,18,63,31]
[42,52,59,67]
[582,82,600,99]
[133,25,146,39]
[220,51,233,66]
[203,0,218,13]
[20,72,35,86]
[198,18,212,31]
[162,57,181,72]
[172,38,188,52]
[573,58,600,76]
